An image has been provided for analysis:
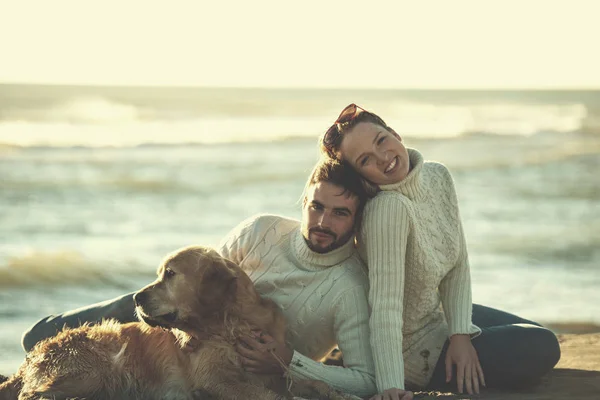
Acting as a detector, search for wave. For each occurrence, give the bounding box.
[406,129,600,174]
[0,251,150,290]
[470,222,600,267]
[1,125,598,151]
[1,176,197,194]
[378,100,590,137]
[1,97,144,124]
[0,117,330,148]
[0,93,596,147]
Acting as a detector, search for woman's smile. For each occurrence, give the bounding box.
[384,156,398,174]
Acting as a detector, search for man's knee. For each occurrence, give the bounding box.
[21,293,137,352]
[21,316,59,352]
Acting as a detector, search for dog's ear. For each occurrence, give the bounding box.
[209,257,239,296]
[193,257,239,312]
[221,257,241,275]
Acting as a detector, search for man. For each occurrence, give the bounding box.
[21,158,377,398]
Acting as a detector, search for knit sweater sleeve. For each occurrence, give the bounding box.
[218,215,264,266]
[362,193,411,391]
[287,284,377,398]
[438,173,481,337]
[438,220,480,336]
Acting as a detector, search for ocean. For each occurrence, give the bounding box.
[1,84,599,375]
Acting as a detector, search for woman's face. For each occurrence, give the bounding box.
[339,122,410,185]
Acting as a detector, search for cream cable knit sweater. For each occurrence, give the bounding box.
[219,215,377,397]
[359,148,481,390]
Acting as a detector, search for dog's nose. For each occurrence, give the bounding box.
[133,291,148,307]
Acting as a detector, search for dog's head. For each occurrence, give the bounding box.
[134,245,240,329]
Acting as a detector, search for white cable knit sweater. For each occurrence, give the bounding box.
[218,215,377,397]
[359,148,481,390]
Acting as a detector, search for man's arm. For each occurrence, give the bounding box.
[22,292,136,352]
[218,215,264,265]
[286,284,377,398]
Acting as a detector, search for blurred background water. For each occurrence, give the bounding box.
[1,84,599,375]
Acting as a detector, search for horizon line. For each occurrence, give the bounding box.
[2,81,600,91]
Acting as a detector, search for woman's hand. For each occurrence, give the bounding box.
[236,330,293,375]
[445,334,485,394]
[369,388,413,400]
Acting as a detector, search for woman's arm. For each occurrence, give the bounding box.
[363,194,411,391]
[437,170,483,394]
[438,222,479,336]
[438,237,484,395]
[437,170,480,337]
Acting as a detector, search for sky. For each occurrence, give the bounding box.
[0,0,599,89]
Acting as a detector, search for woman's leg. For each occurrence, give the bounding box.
[21,292,136,352]
[427,305,560,391]
[472,304,542,328]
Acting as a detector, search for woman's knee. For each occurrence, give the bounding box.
[514,326,561,377]
[533,327,561,370]
[474,324,560,388]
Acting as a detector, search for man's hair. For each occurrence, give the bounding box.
[302,157,373,231]
[319,110,393,161]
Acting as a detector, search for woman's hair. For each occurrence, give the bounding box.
[301,157,376,232]
[319,109,393,161]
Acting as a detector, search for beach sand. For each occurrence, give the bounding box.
[413,333,600,400]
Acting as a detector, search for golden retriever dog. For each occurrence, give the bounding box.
[0,245,359,400]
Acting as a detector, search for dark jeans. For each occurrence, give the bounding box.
[427,304,561,390]
[21,292,137,352]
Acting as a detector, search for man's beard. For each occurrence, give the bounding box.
[303,227,354,254]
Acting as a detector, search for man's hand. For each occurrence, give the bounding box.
[445,334,485,394]
[369,388,413,400]
[180,335,200,352]
[236,330,294,375]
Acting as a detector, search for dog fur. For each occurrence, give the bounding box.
[0,245,358,400]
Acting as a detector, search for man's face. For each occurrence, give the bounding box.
[301,181,359,254]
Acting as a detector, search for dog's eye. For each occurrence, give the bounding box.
[164,268,176,278]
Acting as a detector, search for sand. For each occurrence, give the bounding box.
[413,333,600,400]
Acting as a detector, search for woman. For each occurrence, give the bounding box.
[319,104,561,400]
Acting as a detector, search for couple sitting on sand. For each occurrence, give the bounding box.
[22,104,561,400]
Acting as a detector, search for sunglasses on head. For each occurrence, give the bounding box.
[322,103,366,148]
